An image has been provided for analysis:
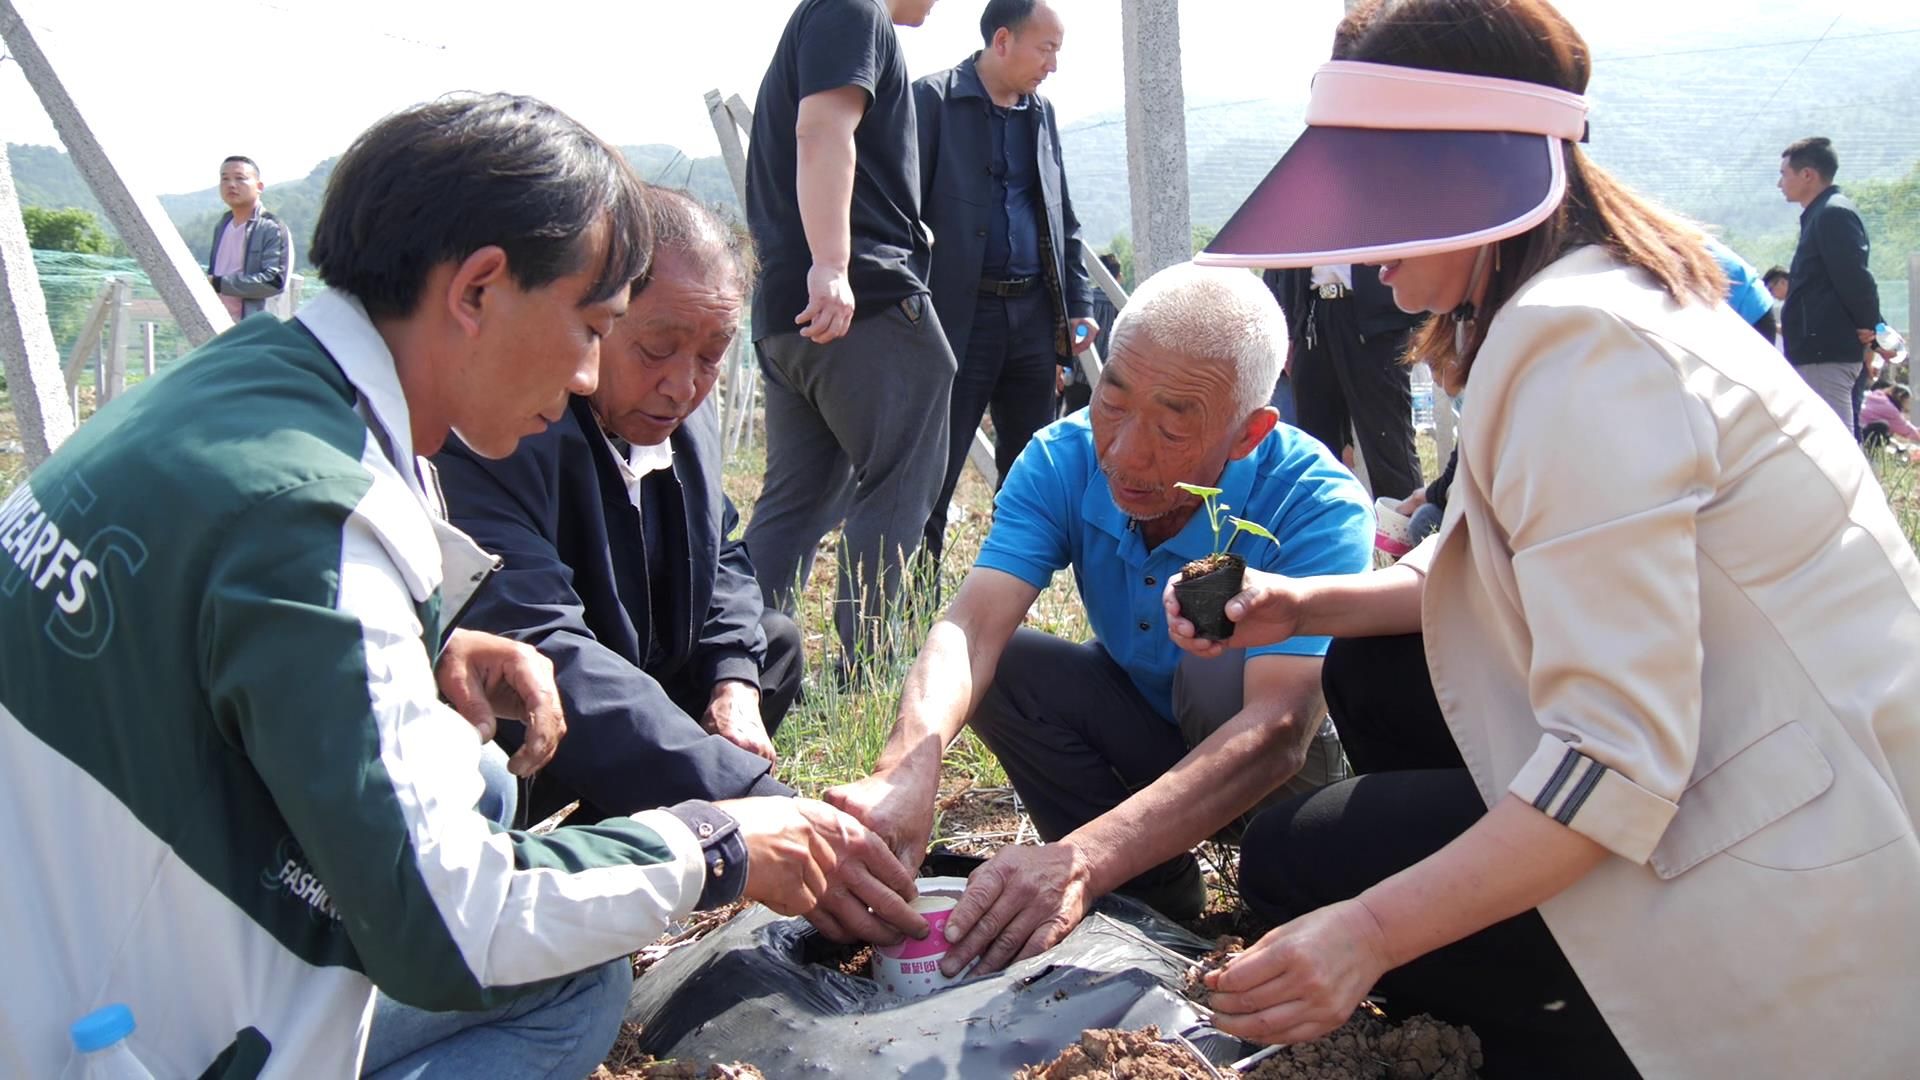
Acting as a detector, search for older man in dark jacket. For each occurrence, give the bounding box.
[916,0,1096,561]
[435,190,801,824]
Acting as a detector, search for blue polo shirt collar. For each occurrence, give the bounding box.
[1081,453,1260,565]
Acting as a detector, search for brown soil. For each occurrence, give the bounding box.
[1016,1026,1213,1079]
[1180,552,1237,580]
[931,779,1027,859]
[798,931,876,979]
[592,1025,768,1080]
[1181,935,1245,1005]
[1241,1005,1482,1080]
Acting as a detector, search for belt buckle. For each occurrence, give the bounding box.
[1317,282,1344,300]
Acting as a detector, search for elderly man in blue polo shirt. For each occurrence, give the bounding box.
[819,262,1373,972]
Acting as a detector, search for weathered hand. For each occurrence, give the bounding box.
[1397,487,1428,515]
[805,766,939,944]
[797,263,856,343]
[1205,899,1394,1046]
[1857,327,1878,345]
[825,764,938,873]
[1164,568,1308,657]
[435,628,565,777]
[704,680,776,764]
[721,796,913,921]
[939,841,1092,976]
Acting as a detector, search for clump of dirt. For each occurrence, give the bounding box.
[1181,935,1245,1004]
[1180,552,1237,580]
[1241,1006,1482,1080]
[1015,1026,1210,1079]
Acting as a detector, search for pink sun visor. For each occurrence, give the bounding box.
[1198,62,1591,269]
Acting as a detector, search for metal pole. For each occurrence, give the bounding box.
[144,321,156,376]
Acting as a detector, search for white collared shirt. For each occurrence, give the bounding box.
[599,426,675,512]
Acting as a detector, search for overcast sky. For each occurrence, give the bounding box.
[3,0,1913,195]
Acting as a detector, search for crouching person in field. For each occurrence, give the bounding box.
[0,94,916,1080]
[432,188,806,829]
[821,264,1374,973]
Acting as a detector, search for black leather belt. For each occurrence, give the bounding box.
[979,276,1037,297]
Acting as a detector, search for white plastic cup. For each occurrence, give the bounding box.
[1374,495,1415,557]
[872,893,963,997]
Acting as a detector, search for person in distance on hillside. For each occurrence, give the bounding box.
[206,154,292,322]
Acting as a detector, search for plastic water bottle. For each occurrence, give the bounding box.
[1877,322,1906,353]
[64,1005,155,1080]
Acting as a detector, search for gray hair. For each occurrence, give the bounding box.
[1107,262,1285,418]
[634,186,757,295]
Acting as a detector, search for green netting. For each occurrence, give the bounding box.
[29,249,323,381]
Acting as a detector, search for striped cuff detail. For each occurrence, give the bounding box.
[1508,734,1677,863]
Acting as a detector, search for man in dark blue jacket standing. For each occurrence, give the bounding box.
[1779,136,1882,431]
[436,189,801,824]
[916,0,1097,562]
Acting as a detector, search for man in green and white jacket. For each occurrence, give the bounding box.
[0,95,915,1080]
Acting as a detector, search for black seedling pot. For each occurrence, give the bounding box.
[1173,553,1246,641]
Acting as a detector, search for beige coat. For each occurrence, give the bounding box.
[1402,246,1920,1077]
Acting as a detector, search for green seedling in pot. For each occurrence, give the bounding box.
[1171,482,1279,640]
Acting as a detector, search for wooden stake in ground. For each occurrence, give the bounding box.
[0,134,76,466]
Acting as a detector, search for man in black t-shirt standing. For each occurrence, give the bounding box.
[743,0,955,672]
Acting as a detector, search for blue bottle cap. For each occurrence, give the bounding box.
[70,1004,136,1053]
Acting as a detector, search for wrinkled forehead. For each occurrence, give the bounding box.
[1106,331,1235,401]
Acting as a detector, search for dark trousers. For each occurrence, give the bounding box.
[1238,635,1638,1079]
[1292,298,1421,500]
[968,629,1345,918]
[925,290,1060,561]
[524,610,806,827]
[745,297,955,665]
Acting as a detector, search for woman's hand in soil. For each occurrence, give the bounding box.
[940,841,1093,977]
[1163,569,1308,655]
[1204,899,1393,1046]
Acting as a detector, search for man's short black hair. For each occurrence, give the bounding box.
[1762,266,1789,288]
[979,0,1039,45]
[1782,137,1839,183]
[310,93,650,320]
[221,156,259,177]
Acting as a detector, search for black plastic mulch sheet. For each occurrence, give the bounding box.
[625,877,1227,1078]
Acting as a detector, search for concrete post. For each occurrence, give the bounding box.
[0,142,76,466]
[1908,254,1918,428]
[103,277,131,402]
[1120,0,1191,279]
[1,0,231,347]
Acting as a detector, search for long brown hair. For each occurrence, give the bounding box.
[1350,0,1725,393]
